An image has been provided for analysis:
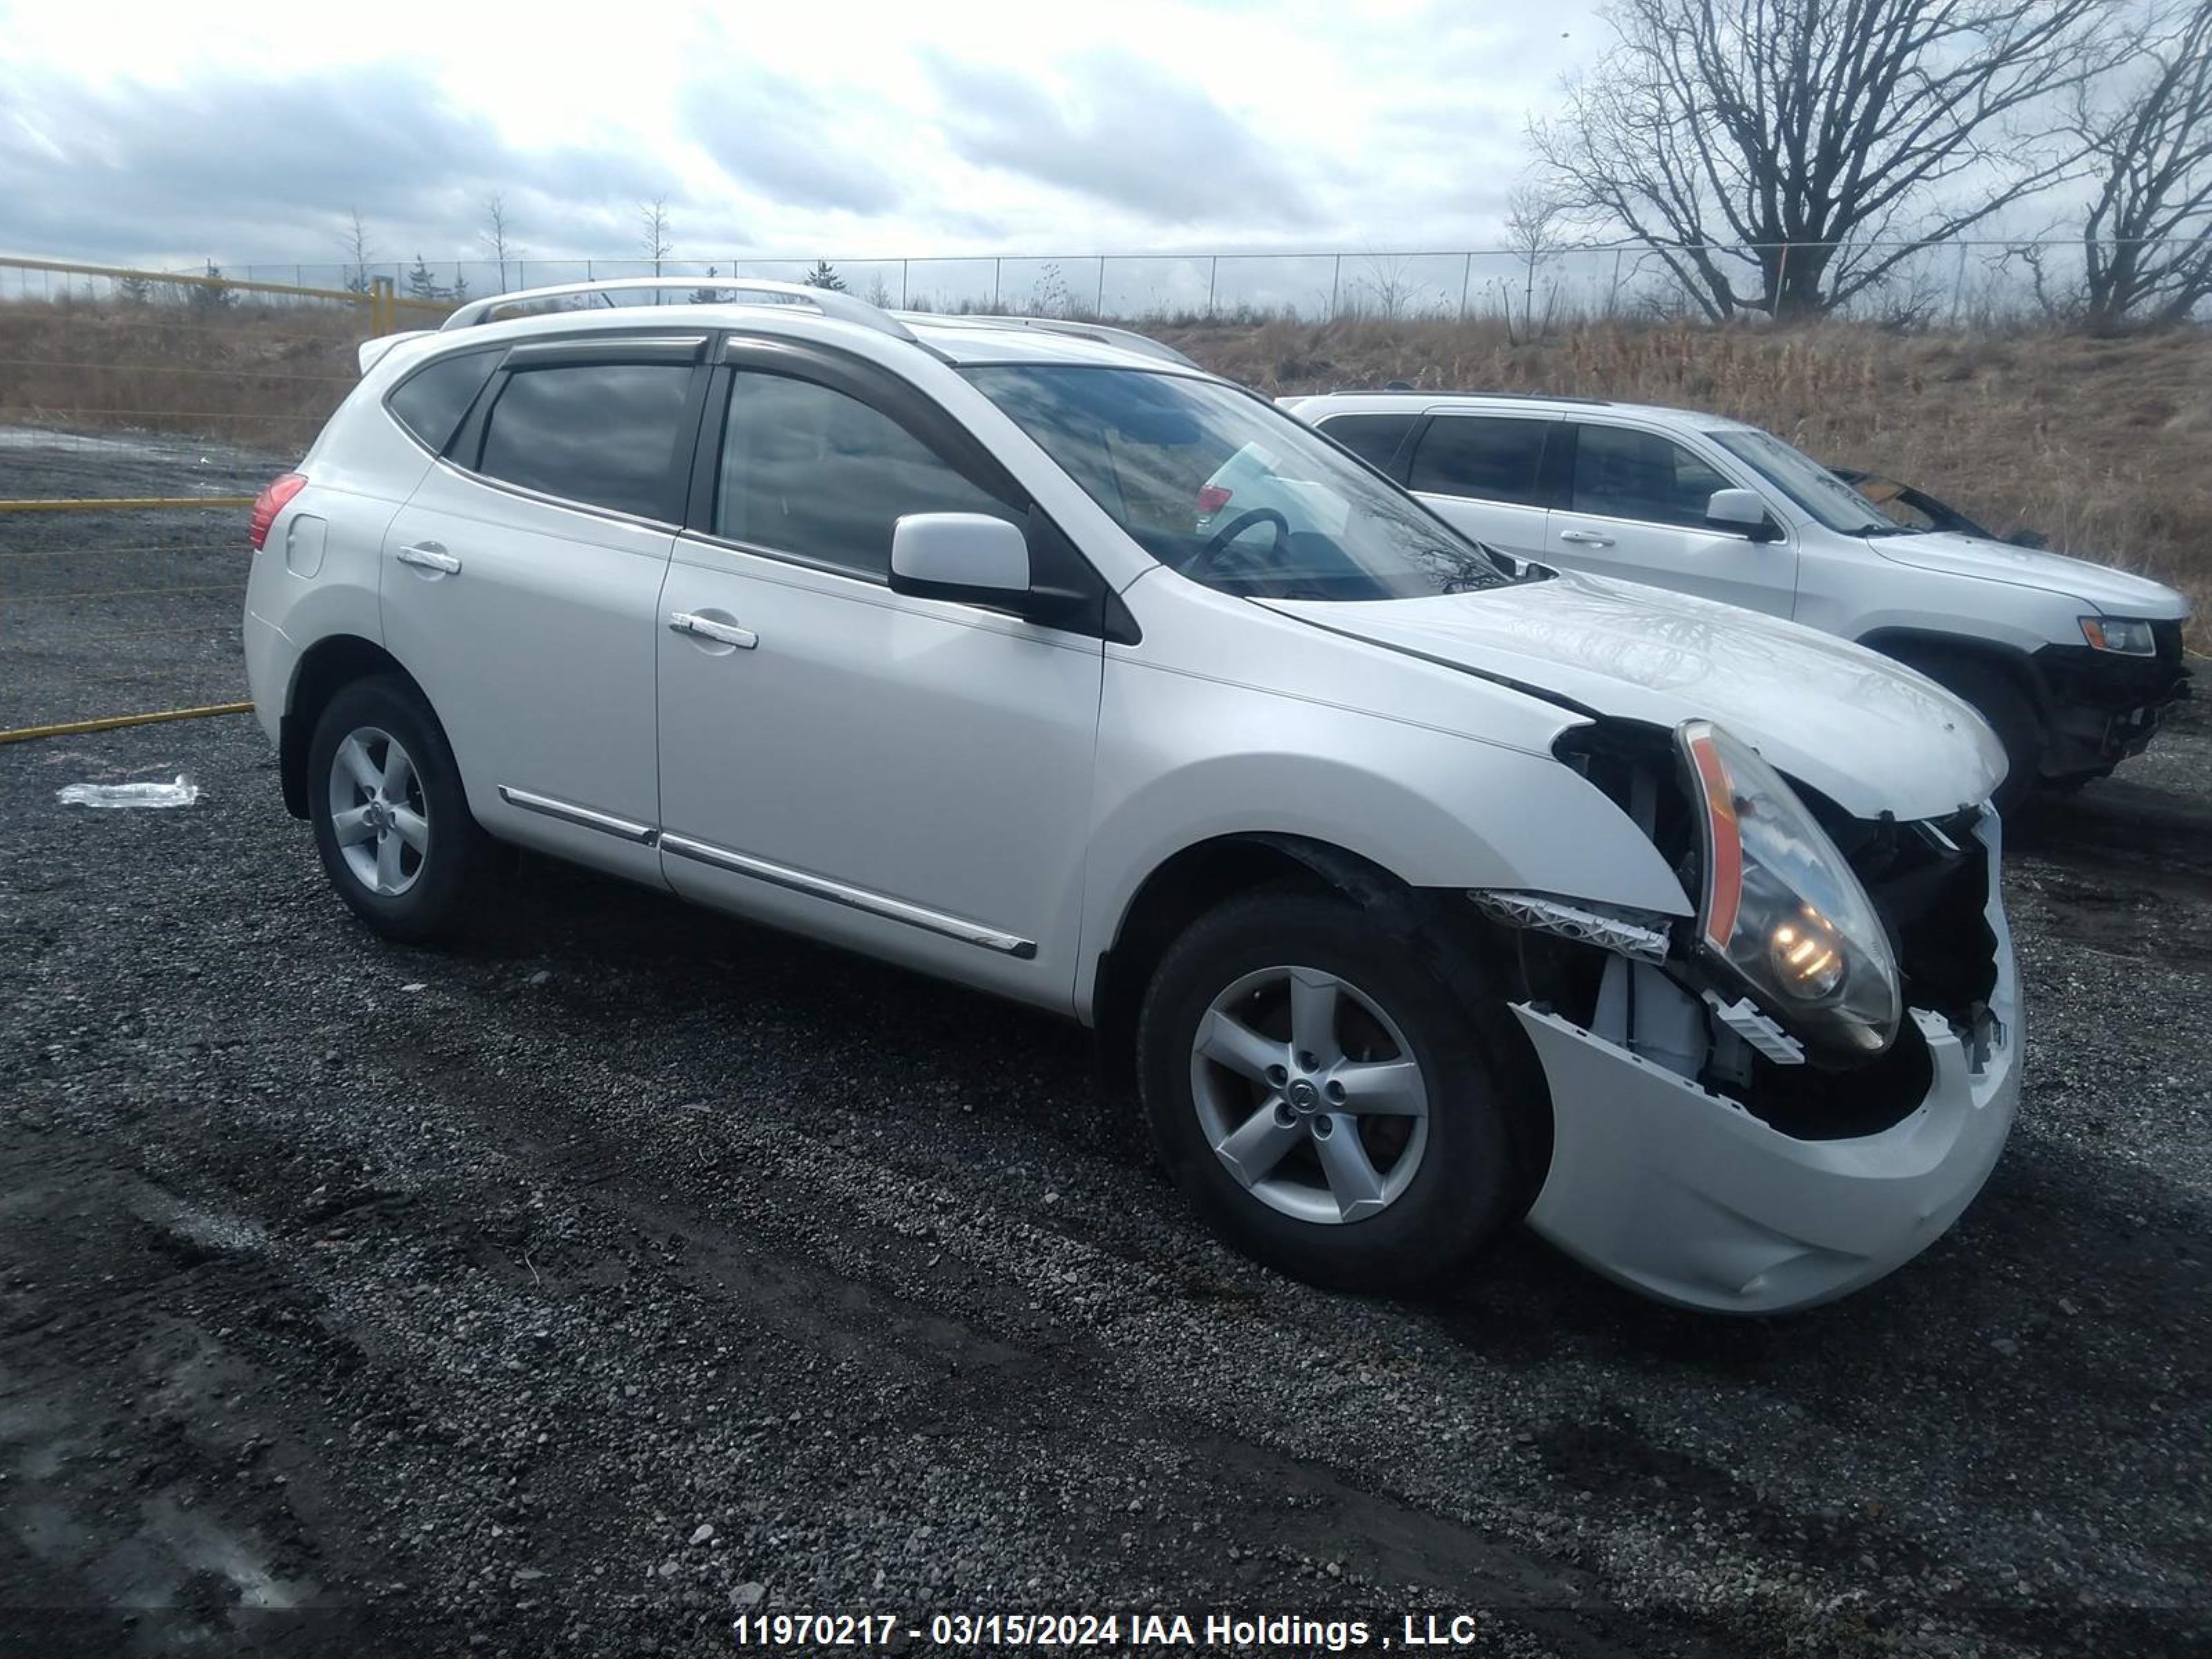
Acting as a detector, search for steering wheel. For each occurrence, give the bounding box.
[1186,507,1291,579]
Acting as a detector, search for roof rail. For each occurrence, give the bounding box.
[899,313,1201,370]
[439,278,918,344]
[1334,386,1613,406]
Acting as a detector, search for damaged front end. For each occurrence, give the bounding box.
[1477,720,2019,1313]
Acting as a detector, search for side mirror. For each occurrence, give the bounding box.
[1706,487,1779,541]
[889,513,1031,608]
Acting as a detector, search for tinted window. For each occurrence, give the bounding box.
[477,363,695,519]
[1570,424,1733,529]
[388,351,497,453]
[716,372,1009,577]
[1317,413,1418,471]
[1409,416,1550,507]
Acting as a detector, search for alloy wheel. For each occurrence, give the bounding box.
[1188,965,1430,1225]
[326,726,431,897]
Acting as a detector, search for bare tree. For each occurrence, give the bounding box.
[481,194,516,294]
[2073,0,2212,326]
[340,207,375,294]
[640,197,673,274]
[1533,0,2117,319]
[1503,185,1572,340]
[1351,253,1424,319]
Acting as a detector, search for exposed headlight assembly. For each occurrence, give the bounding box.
[2079,616,2158,656]
[1678,720,1901,1060]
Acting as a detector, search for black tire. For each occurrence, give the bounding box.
[307,674,494,943]
[1136,888,1532,1291]
[1887,650,2043,817]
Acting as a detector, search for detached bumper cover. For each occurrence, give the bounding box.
[1515,824,2020,1315]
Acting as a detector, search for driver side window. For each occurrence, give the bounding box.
[1570,424,1732,530]
[715,371,1012,579]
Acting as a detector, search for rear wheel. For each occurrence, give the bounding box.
[1137,890,1529,1289]
[1887,650,2043,817]
[308,675,492,942]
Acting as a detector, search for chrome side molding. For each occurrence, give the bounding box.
[496,786,657,845]
[659,832,1037,959]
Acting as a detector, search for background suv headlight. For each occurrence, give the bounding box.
[2079,616,2159,655]
[1678,720,1902,1060]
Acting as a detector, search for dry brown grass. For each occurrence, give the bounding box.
[1161,316,2212,627]
[0,299,366,452]
[3,299,2204,627]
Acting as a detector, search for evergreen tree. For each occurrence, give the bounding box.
[189,262,234,312]
[803,259,846,292]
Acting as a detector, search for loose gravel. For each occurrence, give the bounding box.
[1,697,2207,1658]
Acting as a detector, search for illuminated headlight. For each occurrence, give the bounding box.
[1678,720,1901,1059]
[2079,616,2158,655]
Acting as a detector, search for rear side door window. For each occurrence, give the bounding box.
[1568,424,1733,529]
[476,362,697,521]
[715,370,1013,579]
[1407,416,1550,507]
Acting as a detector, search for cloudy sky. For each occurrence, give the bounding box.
[0,0,1601,277]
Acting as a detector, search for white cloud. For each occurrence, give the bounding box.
[0,0,1602,270]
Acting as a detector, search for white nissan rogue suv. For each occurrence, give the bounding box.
[1274,391,2191,812]
[245,281,2018,1314]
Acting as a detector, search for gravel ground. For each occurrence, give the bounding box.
[1,684,2206,1658]
[0,426,284,731]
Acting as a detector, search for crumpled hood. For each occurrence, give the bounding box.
[1259,572,2005,821]
[1871,531,2190,617]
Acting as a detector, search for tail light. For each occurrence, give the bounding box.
[1196,485,1232,516]
[250,473,307,551]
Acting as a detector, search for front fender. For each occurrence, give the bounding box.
[1079,660,1689,1015]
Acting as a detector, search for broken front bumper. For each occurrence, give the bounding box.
[1512,824,2020,1315]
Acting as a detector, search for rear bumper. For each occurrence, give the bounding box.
[1514,821,2019,1315]
[241,606,292,747]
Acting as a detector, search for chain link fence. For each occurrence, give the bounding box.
[197,237,2204,328]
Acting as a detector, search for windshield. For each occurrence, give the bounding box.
[963,365,1515,600]
[1706,427,1902,536]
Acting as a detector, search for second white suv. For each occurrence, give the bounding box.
[1277,393,2191,810]
[246,281,2018,1315]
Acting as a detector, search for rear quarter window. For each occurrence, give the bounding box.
[386,350,499,454]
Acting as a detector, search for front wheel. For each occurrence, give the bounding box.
[1136,890,1531,1290]
[307,675,492,943]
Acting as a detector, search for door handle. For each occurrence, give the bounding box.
[668,610,758,650]
[1557,529,1615,548]
[396,543,462,574]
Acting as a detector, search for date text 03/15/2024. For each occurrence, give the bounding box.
[730,1612,1485,1650]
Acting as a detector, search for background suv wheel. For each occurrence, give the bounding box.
[307,675,492,943]
[1884,649,2043,816]
[1136,889,1530,1289]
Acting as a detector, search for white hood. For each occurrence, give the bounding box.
[1259,572,2006,821]
[1871,532,2191,618]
